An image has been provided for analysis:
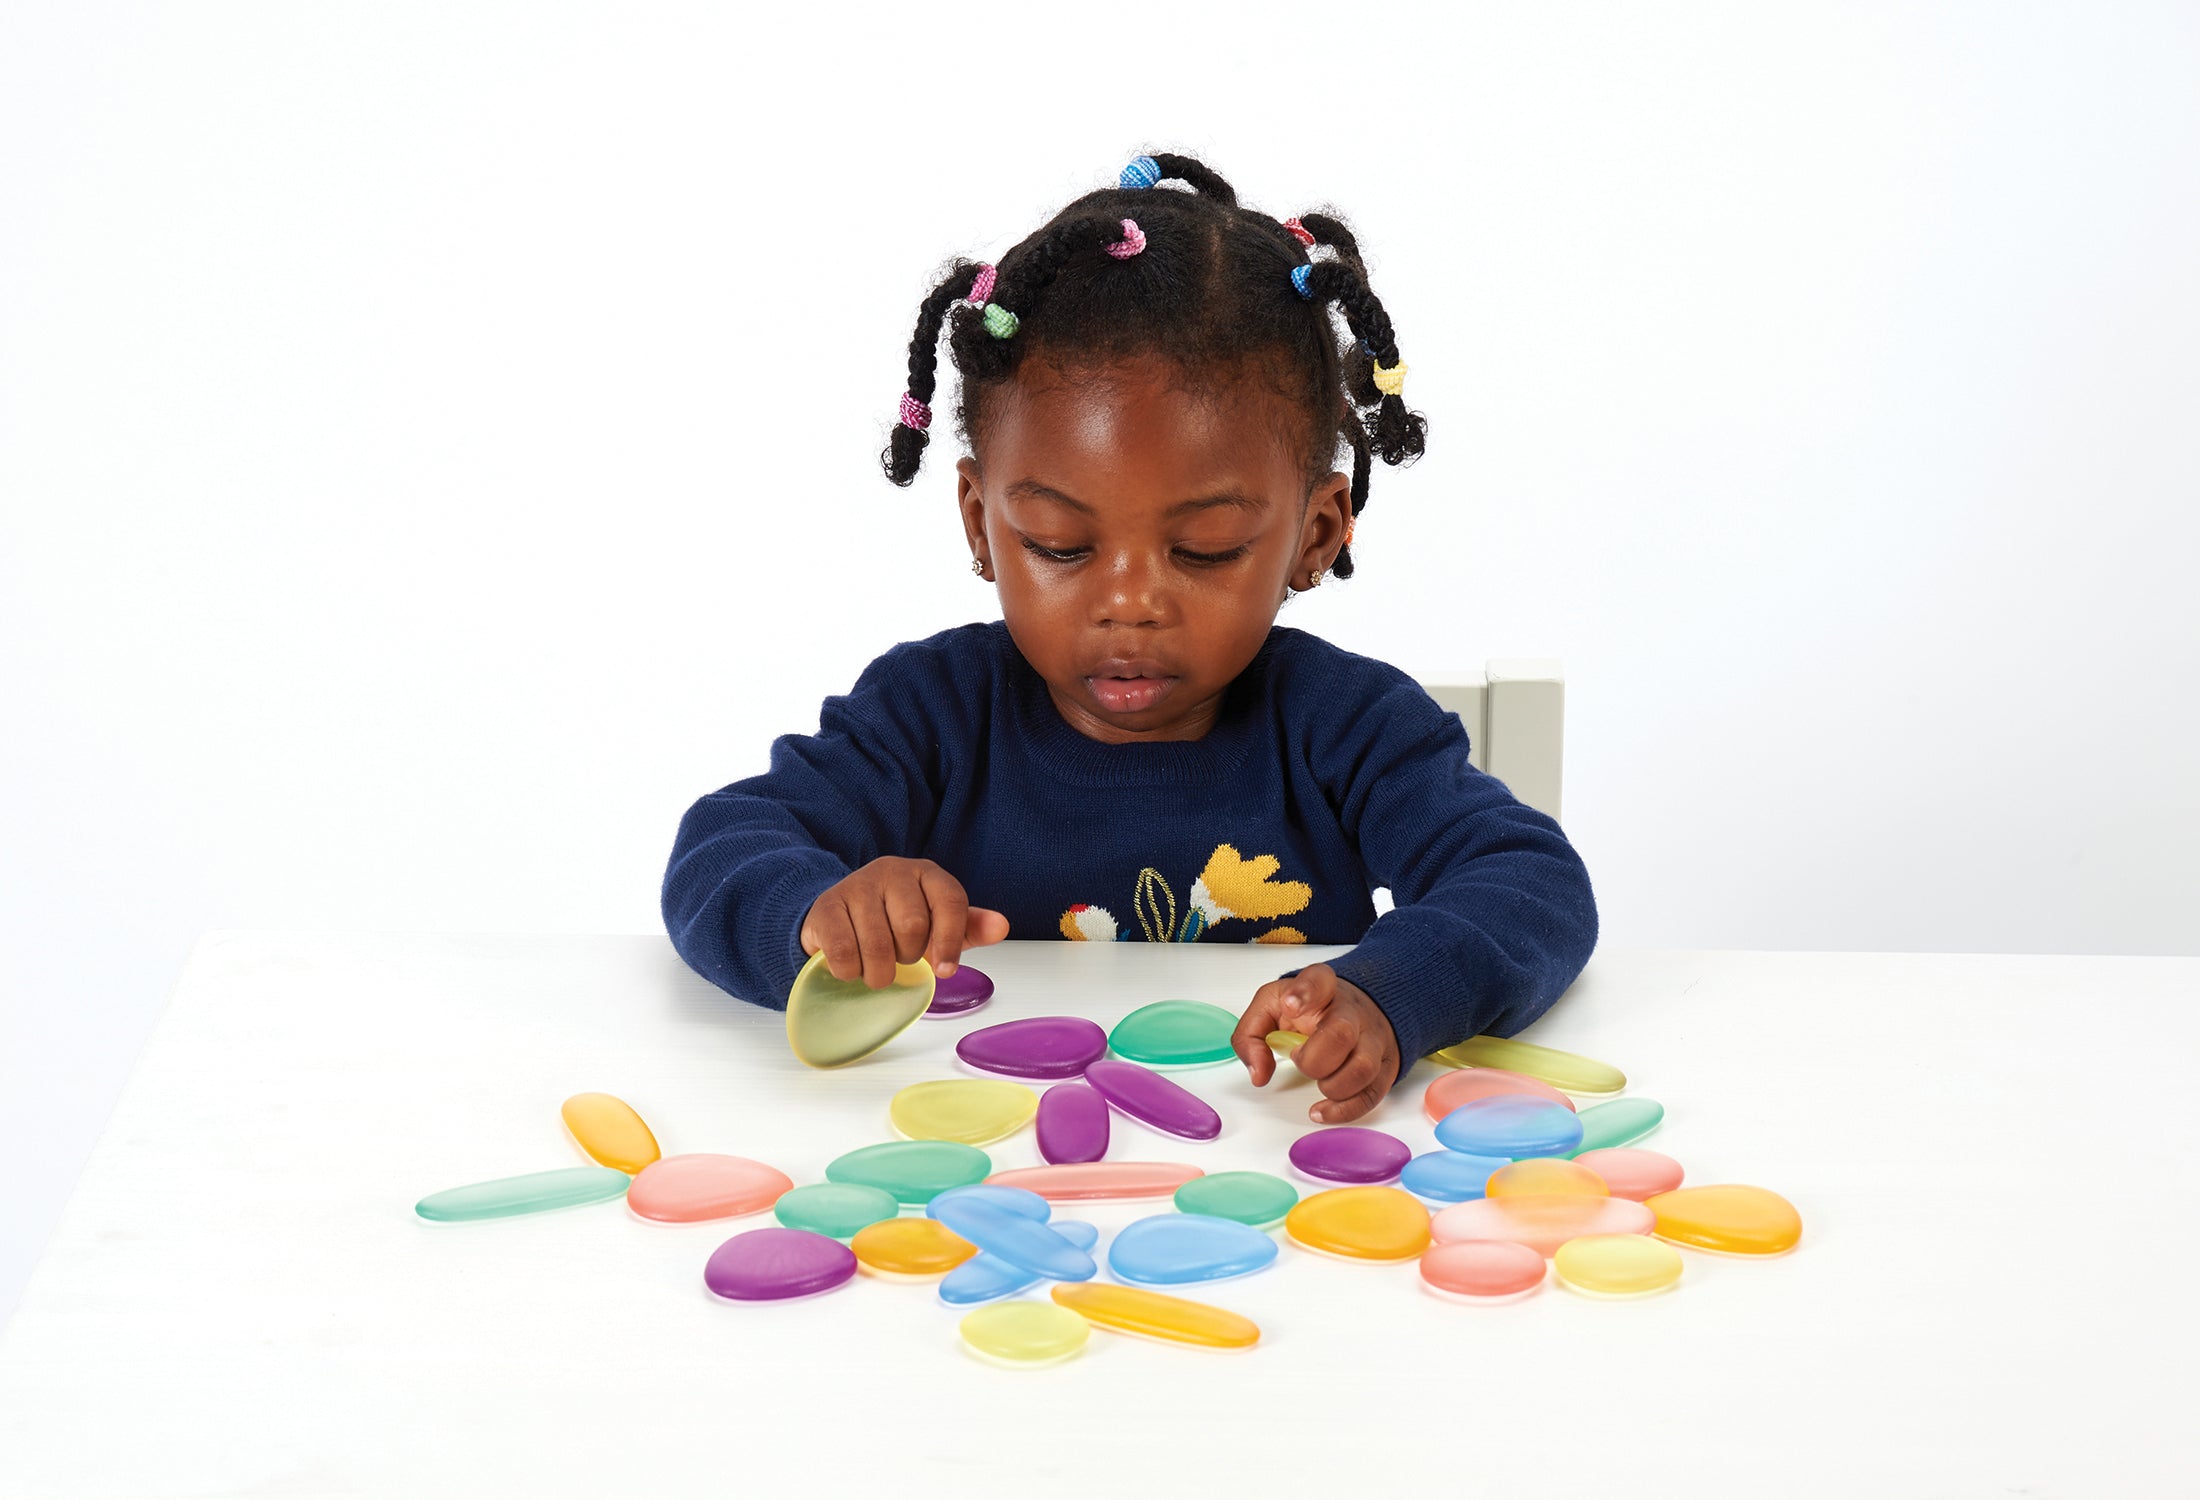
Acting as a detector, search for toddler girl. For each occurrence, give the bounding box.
[663,153,1598,1124]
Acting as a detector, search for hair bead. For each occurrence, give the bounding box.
[1105,218,1147,259]
[983,303,1020,339]
[1290,264,1313,300]
[898,392,932,430]
[1371,358,1408,396]
[1282,217,1316,247]
[1119,155,1162,190]
[969,264,996,307]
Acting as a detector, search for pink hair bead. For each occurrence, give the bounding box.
[898,392,931,430]
[969,264,996,306]
[1105,218,1146,259]
[1283,216,1316,247]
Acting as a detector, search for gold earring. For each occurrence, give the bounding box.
[971,557,986,577]
[1308,567,1325,588]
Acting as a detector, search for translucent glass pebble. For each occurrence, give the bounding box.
[1399,1150,1510,1204]
[704,1227,857,1302]
[1644,1184,1803,1255]
[1266,1030,1307,1056]
[987,1162,1204,1201]
[559,1092,662,1174]
[1431,1194,1657,1257]
[1108,1000,1239,1067]
[960,1300,1091,1367]
[1574,1147,1685,1202]
[1421,1066,1575,1124]
[773,1181,901,1239]
[1051,1282,1261,1350]
[1084,1059,1222,1141]
[932,1193,1097,1282]
[1174,1170,1298,1228]
[1426,1036,1626,1096]
[784,951,934,1068]
[1036,1082,1110,1164]
[1485,1158,1609,1199]
[825,1140,992,1206]
[938,1222,1101,1306]
[1288,1127,1411,1185]
[889,1079,1038,1146]
[924,964,995,1018]
[1420,1238,1548,1300]
[851,1216,978,1279]
[1434,1096,1585,1160]
[1284,1186,1433,1262]
[627,1153,793,1223]
[1108,1212,1279,1286]
[956,1016,1109,1080]
[926,1183,1051,1222]
[415,1166,631,1222]
[1554,1233,1684,1296]
[1569,1097,1665,1155]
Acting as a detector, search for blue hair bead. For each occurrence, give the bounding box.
[1290,264,1314,300]
[1119,156,1162,190]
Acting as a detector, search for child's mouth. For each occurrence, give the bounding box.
[1086,675,1173,714]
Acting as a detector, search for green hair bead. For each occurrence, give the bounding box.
[983,303,1020,340]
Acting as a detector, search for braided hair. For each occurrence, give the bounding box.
[881,153,1425,581]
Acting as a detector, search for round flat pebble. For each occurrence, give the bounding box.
[959,1300,1091,1367]
[1398,1150,1510,1204]
[772,1182,902,1239]
[1427,1036,1626,1096]
[1421,1067,1576,1124]
[925,1184,1052,1222]
[1434,1096,1585,1160]
[1644,1184,1803,1256]
[851,1216,978,1279]
[1107,1213,1279,1286]
[626,1154,793,1223]
[924,964,995,1018]
[1570,1097,1665,1154]
[1554,1233,1684,1296]
[1084,1059,1222,1140]
[825,1140,992,1206]
[784,951,934,1068]
[1288,1127,1411,1185]
[704,1227,857,1301]
[986,1162,1203,1201]
[1574,1147,1685,1201]
[1036,1082,1110,1164]
[889,1078,1038,1146]
[1107,1000,1239,1067]
[1284,1186,1433,1262]
[1431,1194,1657,1257]
[1420,1238,1549,1300]
[1174,1170,1298,1228]
[956,1016,1109,1080]
[1486,1157,1609,1199]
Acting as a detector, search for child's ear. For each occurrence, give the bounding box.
[1300,470,1354,570]
[955,457,990,571]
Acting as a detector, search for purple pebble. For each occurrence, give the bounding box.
[703,1227,857,1302]
[923,964,995,1018]
[956,1016,1109,1080]
[1084,1058,1222,1142]
[1037,1082,1111,1164]
[1288,1126,1412,1185]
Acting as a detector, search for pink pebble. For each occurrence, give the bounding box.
[1574,1147,1685,1201]
[627,1153,792,1223]
[1421,1239,1548,1299]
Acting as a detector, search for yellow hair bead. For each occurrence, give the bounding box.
[1372,358,1408,397]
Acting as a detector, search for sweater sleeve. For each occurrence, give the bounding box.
[1288,665,1600,1068]
[661,643,948,1011]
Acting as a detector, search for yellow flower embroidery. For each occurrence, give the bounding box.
[1191,844,1313,924]
[1060,843,1314,944]
[1254,927,1309,944]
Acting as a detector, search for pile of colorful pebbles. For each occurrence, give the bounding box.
[415,963,1804,1364]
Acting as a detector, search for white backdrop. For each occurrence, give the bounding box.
[4,2,2196,1326]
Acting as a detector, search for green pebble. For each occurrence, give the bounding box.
[1567,1098,1665,1156]
[824,1140,992,1206]
[1173,1170,1298,1228]
[415,1166,631,1222]
[773,1181,903,1239]
[1109,1000,1240,1067]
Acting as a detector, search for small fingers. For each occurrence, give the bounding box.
[965,907,1011,947]
[883,874,935,969]
[843,888,901,989]
[917,865,969,976]
[1312,1036,1396,1125]
[1292,1005,1359,1083]
[1232,985,1290,1087]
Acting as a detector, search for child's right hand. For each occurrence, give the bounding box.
[799,857,1010,989]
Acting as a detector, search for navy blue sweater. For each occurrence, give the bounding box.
[661,620,1599,1068]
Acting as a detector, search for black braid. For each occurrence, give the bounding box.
[1146,153,1240,206]
[882,260,985,486]
[1304,261,1427,466]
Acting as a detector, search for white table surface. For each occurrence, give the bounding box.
[3,932,2196,1498]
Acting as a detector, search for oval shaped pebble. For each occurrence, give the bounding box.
[1554,1233,1684,1296]
[1420,1238,1549,1300]
[1084,1059,1222,1141]
[1427,1035,1626,1095]
[825,1140,992,1206]
[772,1181,901,1239]
[931,1193,1097,1282]
[1266,1030,1306,1056]
[627,1153,792,1223]
[784,951,934,1069]
[924,964,995,1018]
[1644,1184,1802,1255]
[1108,1000,1239,1067]
[1051,1282,1260,1350]
[1569,1097,1665,1155]
[1399,1150,1510,1204]
[1431,1194,1657,1257]
[1175,1170,1298,1228]
[1284,1186,1432,1262]
[960,1300,1091,1367]
[1486,1157,1610,1199]
[1288,1127,1412,1185]
[1108,1213,1279,1286]
[560,1092,662,1174]
[1575,1147,1685,1202]
[956,1016,1108,1080]
[1036,1082,1110,1164]
[938,1222,1101,1306]
[926,1184,1051,1222]
[1422,1067,1576,1124]
[986,1162,1204,1202]
[851,1216,978,1279]
[1434,1096,1585,1160]
[704,1227,857,1301]
[889,1078,1038,1146]
[415,1166,631,1222]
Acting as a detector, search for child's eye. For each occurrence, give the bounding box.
[1176,546,1251,566]
[1020,538,1090,563]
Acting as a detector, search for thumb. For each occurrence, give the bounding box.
[965,907,1011,948]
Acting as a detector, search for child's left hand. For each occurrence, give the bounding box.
[1231,965,1401,1125]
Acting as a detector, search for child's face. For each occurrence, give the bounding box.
[956,354,1352,744]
